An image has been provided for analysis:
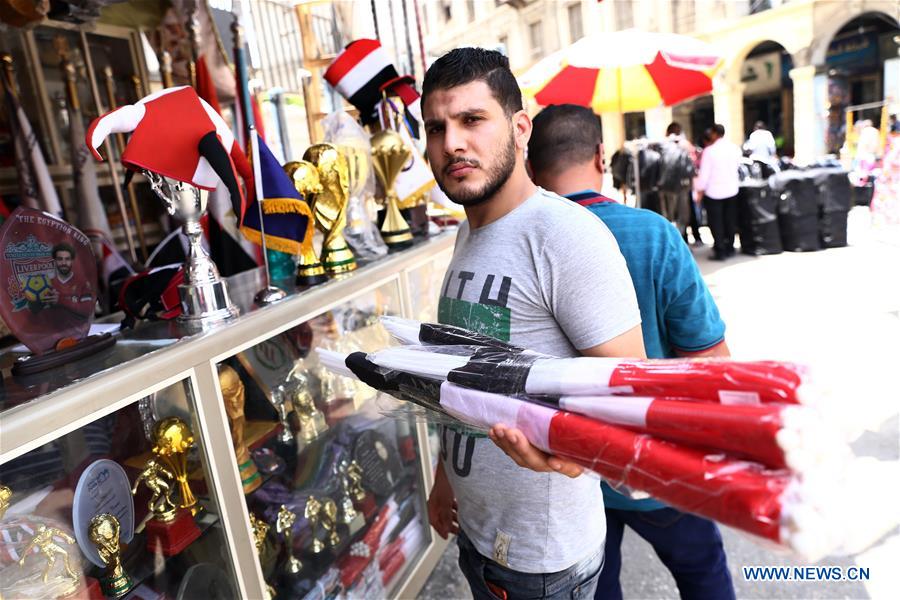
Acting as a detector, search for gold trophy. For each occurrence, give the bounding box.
[282,368,327,446]
[276,505,302,574]
[248,513,276,600]
[320,498,340,548]
[152,417,198,514]
[284,160,328,286]
[337,460,365,535]
[17,524,80,592]
[249,513,269,554]
[88,514,132,598]
[304,496,325,554]
[0,484,10,519]
[218,365,263,494]
[370,130,414,249]
[131,459,178,523]
[347,460,367,502]
[302,144,357,275]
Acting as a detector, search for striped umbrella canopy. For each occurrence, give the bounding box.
[519,29,722,113]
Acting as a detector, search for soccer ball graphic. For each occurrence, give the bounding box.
[21,274,54,304]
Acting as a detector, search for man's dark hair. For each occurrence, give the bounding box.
[714,123,726,138]
[666,122,682,136]
[422,47,523,116]
[528,104,602,175]
[52,243,75,258]
[754,121,767,130]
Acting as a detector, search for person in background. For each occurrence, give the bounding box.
[657,122,696,243]
[422,49,645,600]
[528,104,734,600]
[694,124,741,261]
[744,120,777,161]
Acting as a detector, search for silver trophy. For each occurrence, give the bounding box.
[147,172,239,330]
[269,384,296,445]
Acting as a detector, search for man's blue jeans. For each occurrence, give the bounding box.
[594,507,735,600]
[457,529,604,600]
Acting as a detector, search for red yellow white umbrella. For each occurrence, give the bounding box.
[519,29,723,113]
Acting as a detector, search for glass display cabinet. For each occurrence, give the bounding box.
[0,234,455,599]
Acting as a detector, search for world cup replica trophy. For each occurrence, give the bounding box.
[152,417,199,515]
[86,86,245,330]
[371,129,414,249]
[88,514,132,598]
[283,160,328,286]
[218,364,262,493]
[303,144,357,275]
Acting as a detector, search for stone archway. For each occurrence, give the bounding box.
[738,41,796,156]
[810,8,900,154]
[701,3,817,147]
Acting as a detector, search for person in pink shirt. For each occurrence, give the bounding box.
[694,124,742,260]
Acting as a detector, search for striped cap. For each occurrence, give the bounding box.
[325,39,419,125]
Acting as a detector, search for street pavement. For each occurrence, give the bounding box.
[417,207,900,600]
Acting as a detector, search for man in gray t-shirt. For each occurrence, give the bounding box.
[422,49,645,598]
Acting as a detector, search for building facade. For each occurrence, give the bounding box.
[422,0,900,163]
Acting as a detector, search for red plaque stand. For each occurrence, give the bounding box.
[355,493,378,521]
[146,508,201,556]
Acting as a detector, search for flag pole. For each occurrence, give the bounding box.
[77,31,139,263]
[249,126,287,306]
[102,65,148,263]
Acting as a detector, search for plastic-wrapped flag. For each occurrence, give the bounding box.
[315,319,898,561]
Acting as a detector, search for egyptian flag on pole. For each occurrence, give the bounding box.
[325,39,422,128]
[194,56,261,275]
[239,134,314,255]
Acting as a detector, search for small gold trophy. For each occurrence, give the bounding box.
[284,160,328,286]
[248,513,276,599]
[131,459,178,523]
[276,505,302,574]
[132,458,201,556]
[370,130,414,249]
[285,368,328,445]
[249,512,269,555]
[152,417,198,514]
[17,524,80,592]
[337,460,365,535]
[0,484,10,519]
[218,365,263,494]
[320,498,340,548]
[346,460,367,502]
[304,496,325,554]
[88,514,132,598]
[303,144,357,275]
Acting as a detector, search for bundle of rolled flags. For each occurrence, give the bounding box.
[320,318,898,561]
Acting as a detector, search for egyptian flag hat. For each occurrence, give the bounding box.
[325,39,421,127]
[85,86,248,221]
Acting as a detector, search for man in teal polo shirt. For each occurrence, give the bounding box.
[529,104,735,600]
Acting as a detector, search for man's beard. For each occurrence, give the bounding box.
[435,131,516,207]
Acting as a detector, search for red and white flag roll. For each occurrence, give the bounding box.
[556,395,845,472]
[365,345,815,406]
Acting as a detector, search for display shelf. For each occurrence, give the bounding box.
[0,233,455,463]
[1,233,456,599]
